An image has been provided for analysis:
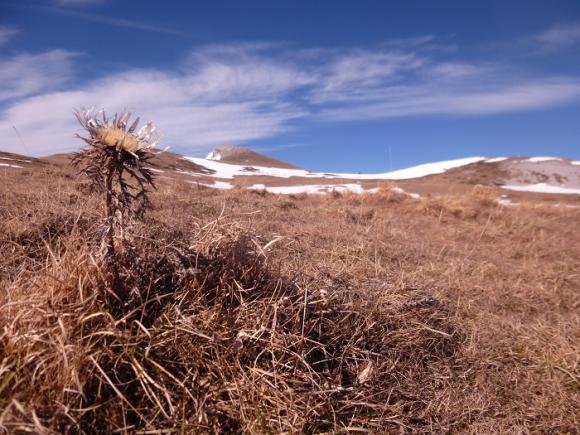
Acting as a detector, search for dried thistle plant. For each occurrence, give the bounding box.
[72,108,160,298]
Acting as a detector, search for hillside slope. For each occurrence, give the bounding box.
[3,148,579,206]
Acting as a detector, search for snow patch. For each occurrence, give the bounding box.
[195,180,233,190]
[496,198,517,206]
[485,157,507,163]
[0,163,23,169]
[501,183,580,195]
[248,183,373,195]
[527,157,562,163]
[184,157,312,179]
[246,183,421,197]
[205,150,222,161]
[389,186,420,198]
[0,157,31,163]
[248,183,377,195]
[571,161,580,166]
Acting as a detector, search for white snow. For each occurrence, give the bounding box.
[486,157,507,163]
[246,183,423,197]
[501,183,580,195]
[0,163,23,169]
[183,156,486,181]
[248,183,375,195]
[527,157,562,163]
[496,198,517,206]
[571,161,580,166]
[145,167,164,173]
[205,150,222,161]
[0,157,31,163]
[390,186,421,198]
[328,157,486,180]
[551,203,579,209]
[195,180,233,190]
[184,157,312,179]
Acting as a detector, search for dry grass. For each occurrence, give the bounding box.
[1,162,579,433]
[418,185,504,221]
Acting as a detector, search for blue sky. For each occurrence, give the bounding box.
[1,0,580,172]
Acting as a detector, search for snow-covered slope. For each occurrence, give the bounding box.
[180,151,580,198]
[183,156,487,181]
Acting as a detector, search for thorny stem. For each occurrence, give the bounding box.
[104,154,124,299]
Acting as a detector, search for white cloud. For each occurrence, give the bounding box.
[0,50,77,101]
[312,50,425,103]
[184,44,315,102]
[0,46,308,156]
[1,41,580,156]
[0,26,19,46]
[534,23,580,49]
[317,80,580,121]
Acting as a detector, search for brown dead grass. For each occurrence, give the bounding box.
[418,185,504,221]
[1,162,579,433]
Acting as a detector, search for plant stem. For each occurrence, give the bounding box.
[105,155,124,300]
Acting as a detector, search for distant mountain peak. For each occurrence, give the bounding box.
[204,145,300,169]
[205,145,248,161]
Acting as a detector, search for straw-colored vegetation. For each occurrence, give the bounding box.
[0,144,579,432]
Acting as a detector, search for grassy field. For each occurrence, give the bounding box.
[1,162,579,433]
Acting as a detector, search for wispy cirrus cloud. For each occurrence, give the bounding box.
[50,8,186,36]
[0,50,77,101]
[312,51,580,120]
[533,23,580,50]
[8,4,186,36]
[316,79,580,121]
[311,50,425,103]
[1,39,580,156]
[0,25,19,46]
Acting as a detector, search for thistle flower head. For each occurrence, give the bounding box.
[74,108,160,153]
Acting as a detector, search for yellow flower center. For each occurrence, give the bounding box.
[96,127,142,152]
